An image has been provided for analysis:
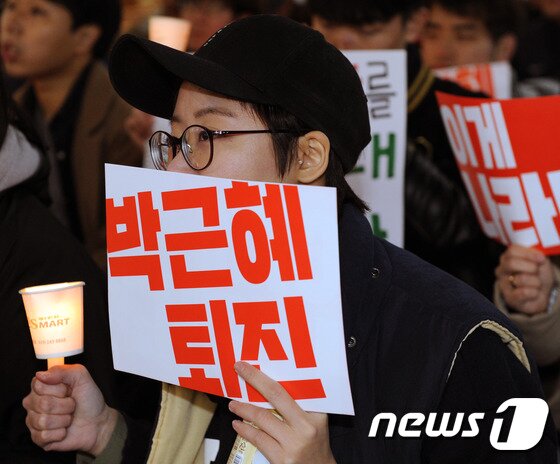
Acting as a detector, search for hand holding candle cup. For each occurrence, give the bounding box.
[19,282,85,369]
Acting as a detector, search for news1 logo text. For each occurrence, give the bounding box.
[369,398,548,450]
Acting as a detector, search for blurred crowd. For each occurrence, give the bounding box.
[1,0,559,461]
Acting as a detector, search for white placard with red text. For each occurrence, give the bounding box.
[434,62,512,99]
[105,164,354,415]
[343,50,407,247]
[436,93,560,255]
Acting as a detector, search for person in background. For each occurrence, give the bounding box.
[495,247,560,432]
[275,0,310,23]
[177,0,264,51]
[0,0,143,270]
[513,0,560,81]
[308,0,502,299]
[21,15,557,464]
[420,0,560,437]
[120,0,175,33]
[420,0,560,96]
[121,0,264,48]
[0,67,160,463]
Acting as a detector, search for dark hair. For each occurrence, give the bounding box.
[244,101,368,214]
[177,0,264,17]
[308,0,424,25]
[50,0,122,58]
[426,0,527,40]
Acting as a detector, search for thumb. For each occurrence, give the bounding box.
[36,364,87,387]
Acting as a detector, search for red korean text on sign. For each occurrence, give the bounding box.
[108,187,234,291]
[166,297,326,401]
[106,192,164,290]
[163,187,233,289]
[224,181,313,283]
[108,179,326,402]
[108,182,314,289]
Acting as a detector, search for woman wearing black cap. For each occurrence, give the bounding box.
[22,14,557,464]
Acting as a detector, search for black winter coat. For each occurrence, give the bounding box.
[0,189,160,463]
[327,203,556,463]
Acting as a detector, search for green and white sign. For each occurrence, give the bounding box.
[343,50,407,247]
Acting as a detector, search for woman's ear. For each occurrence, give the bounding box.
[295,131,330,185]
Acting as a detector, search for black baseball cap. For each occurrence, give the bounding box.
[109,14,370,173]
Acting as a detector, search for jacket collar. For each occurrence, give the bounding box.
[406,45,436,114]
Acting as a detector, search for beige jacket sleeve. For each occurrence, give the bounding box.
[76,412,128,464]
[494,260,560,366]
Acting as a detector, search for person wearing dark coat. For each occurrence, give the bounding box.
[0,73,160,463]
[308,0,503,300]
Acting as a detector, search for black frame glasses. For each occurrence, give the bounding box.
[149,124,300,171]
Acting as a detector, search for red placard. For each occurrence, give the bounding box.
[436,92,560,255]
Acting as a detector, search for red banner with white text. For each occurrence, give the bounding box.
[436,92,560,255]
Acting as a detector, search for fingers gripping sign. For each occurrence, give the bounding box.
[228,362,336,464]
[496,245,556,315]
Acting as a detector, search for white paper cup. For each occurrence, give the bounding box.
[149,16,192,51]
[19,282,85,359]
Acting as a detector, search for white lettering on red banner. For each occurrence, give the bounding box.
[437,93,560,255]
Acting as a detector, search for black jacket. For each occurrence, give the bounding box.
[0,189,160,464]
[404,46,503,299]
[328,202,555,462]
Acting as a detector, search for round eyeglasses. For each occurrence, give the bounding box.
[149,125,300,171]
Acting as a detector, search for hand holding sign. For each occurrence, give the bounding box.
[228,362,336,464]
[496,245,556,315]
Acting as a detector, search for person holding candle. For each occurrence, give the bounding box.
[22,15,557,463]
[0,69,159,462]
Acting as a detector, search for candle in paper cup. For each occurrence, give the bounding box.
[19,282,85,367]
[148,16,192,51]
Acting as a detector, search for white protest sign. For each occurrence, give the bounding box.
[343,50,407,247]
[434,62,512,99]
[105,164,354,415]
